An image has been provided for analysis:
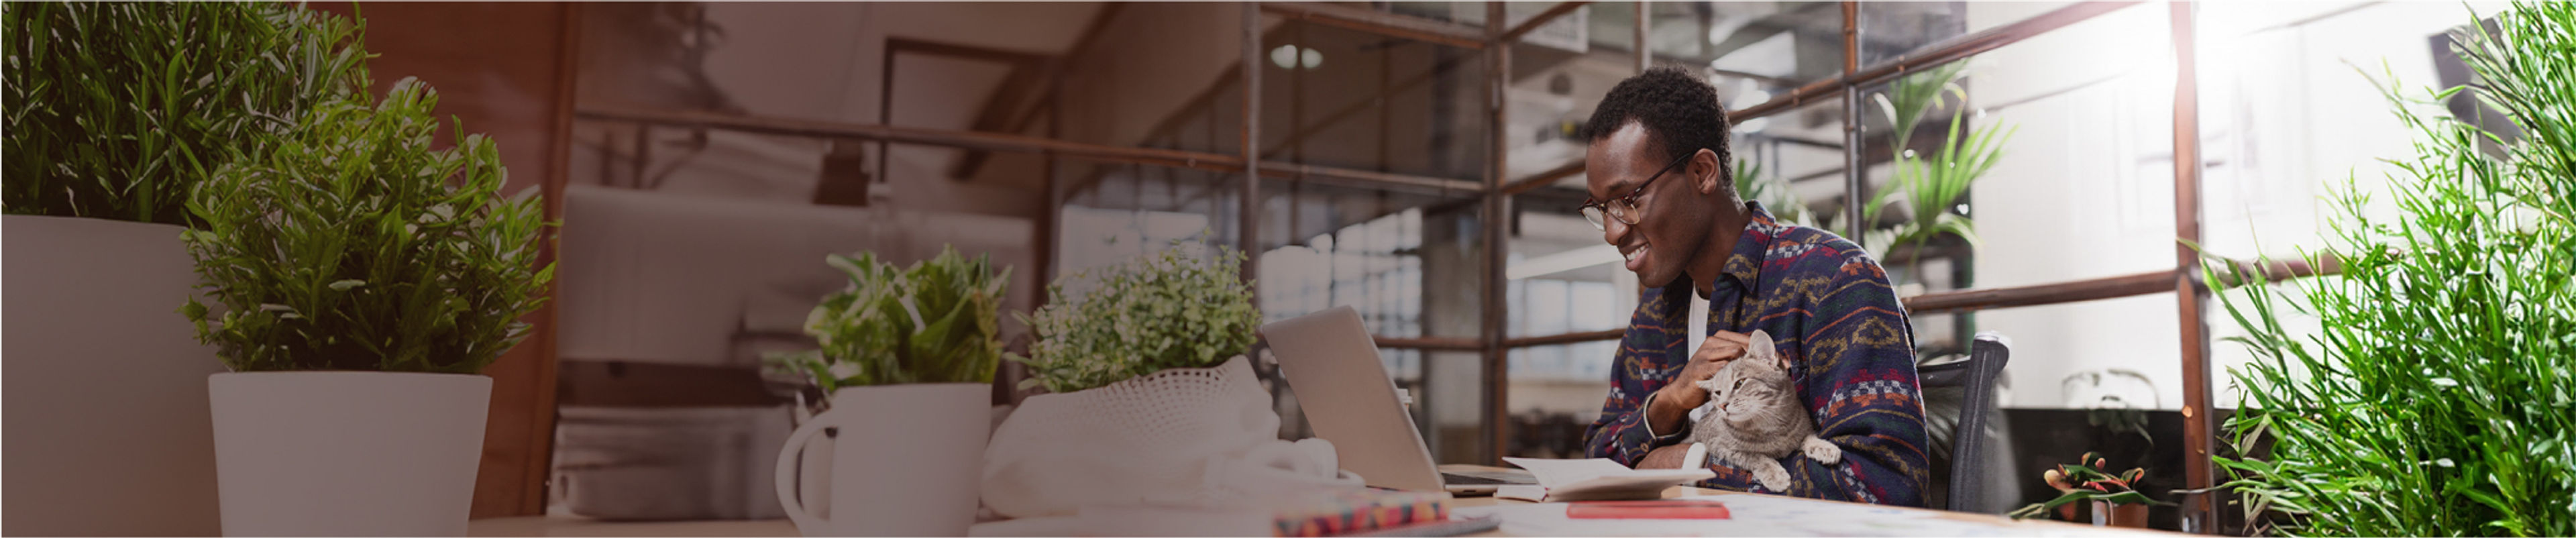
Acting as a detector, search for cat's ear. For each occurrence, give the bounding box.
[1748,329,1790,370]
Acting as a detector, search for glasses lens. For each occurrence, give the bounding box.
[1580,206,1608,229]
[1607,200,1638,225]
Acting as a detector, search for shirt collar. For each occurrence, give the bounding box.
[1716,201,1778,292]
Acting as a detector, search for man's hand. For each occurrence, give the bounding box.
[1636,444,1697,469]
[1645,331,1756,433]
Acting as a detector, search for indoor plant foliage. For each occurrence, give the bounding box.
[1012,239,1260,393]
[180,78,553,374]
[2008,452,2167,523]
[766,248,1010,536]
[3,1,367,225]
[2208,3,2573,537]
[1851,60,2015,277]
[767,247,1010,395]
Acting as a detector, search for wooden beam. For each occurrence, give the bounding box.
[1500,2,2136,199]
[1731,1,2140,121]
[1500,160,1586,196]
[1900,270,2177,315]
[1481,1,1513,466]
[517,2,580,515]
[1375,336,1486,352]
[1260,2,1488,50]
[1845,2,2140,89]
[1242,2,1264,284]
[957,4,1130,178]
[1504,329,1625,347]
[2166,1,2218,531]
[580,105,1241,172]
[1496,258,2343,349]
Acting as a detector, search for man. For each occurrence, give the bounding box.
[1576,66,1931,507]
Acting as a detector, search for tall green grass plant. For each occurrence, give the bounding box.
[2208,3,2574,535]
[3,2,366,225]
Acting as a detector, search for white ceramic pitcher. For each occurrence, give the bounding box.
[774,383,989,537]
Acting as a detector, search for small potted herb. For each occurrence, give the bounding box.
[765,248,1008,537]
[2008,452,2169,527]
[981,239,1273,518]
[182,78,551,537]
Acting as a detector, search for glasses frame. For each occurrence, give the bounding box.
[1579,150,1698,230]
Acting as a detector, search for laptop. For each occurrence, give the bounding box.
[1260,306,1538,495]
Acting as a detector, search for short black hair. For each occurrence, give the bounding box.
[1580,64,1732,185]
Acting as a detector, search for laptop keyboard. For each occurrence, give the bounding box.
[1441,472,1532,485]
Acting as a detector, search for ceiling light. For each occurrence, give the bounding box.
[1300,48,1323,69]
[1272,44,1298,69]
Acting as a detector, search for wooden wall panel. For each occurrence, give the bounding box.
[308,2,579,518]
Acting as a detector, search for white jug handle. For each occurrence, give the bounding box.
[775,414,834,533]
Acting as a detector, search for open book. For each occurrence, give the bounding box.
[1494,458,1714,502]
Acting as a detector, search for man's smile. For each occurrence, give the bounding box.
[1623,244,1650,272]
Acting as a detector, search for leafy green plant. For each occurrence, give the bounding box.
[2206,3,2574,536]
[765,248,1010,395]
[2009,452,2171,521]
[4,2,368,225]
[1851,62,2014,279]
[1733,159,1814,226]
[1013,239,1260,394]
[179,79,552,374]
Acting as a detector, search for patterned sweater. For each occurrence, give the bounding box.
[1579,202,1931,506]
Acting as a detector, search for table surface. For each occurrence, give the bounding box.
[470,465,2176,537]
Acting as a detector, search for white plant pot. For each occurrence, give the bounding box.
[775,383,989,537]
[981,356,1278,519]
[2,215,226,535]
[209,372,492,537]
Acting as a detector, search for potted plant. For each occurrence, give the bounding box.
[981,239,1273,518]
[2210,3,2573,536]
[1,3,363,535]
[765,248,1009,537]
[182,77,550,536]
[2008,452,2167,527]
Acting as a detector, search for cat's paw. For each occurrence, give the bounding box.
[1753,461,1792,492]
[1803,437,1843,465]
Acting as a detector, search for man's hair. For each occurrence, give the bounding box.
[1580,65,1733,188]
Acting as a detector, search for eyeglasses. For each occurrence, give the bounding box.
[1579,152,1695,230]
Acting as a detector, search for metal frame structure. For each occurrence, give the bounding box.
[565,2,2304,528]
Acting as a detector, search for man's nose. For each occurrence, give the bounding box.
[1603,215,1631,245]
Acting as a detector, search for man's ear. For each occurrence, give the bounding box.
[1693,148,1724,195]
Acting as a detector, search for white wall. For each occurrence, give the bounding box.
[1960,1,2507,409]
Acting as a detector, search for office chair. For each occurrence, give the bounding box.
[1919,331,2011,512]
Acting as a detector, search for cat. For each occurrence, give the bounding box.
[1684,329,1841,492]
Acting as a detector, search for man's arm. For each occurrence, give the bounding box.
[1646,251,1932,506]
[1580,285,1695,465]
[1770,252,1935,504]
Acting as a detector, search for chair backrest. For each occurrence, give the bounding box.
[1918,331,2011,512]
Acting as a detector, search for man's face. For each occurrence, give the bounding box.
[1585,122,1714,288]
